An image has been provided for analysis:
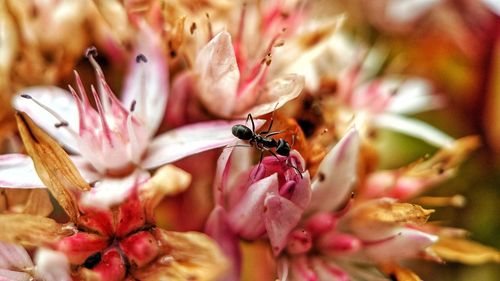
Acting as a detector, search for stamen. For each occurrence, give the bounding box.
[205,13,213,40]
[130,100,137,112]
[19,93,76,136]
[68,85,87,132]
[91,85,113,145]
[190,22,197,34]
[54,121,69,128]
[135,54,148,63]
[85,46,98,58]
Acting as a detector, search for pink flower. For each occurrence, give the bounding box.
[278,129,438,280]
[0,26,244,208]
[206,146,311,279]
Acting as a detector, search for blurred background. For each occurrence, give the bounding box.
[0,0,498,280]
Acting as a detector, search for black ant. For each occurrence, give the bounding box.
[231,113,303,177]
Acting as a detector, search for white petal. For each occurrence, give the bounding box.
[142,120,265,169]
[363,228,438,262]
[69,156,101,183]
[194,31,240,117]
[13,87,79,152]
[0,154,44,188]
[386,0,440,23]
[0,241,33,270]
[386,78,444,114]
[0,269,31,281]
[309,128,360,212]
[34,248,71,281]
[241,74,305,117]
[483,0,500,15]
[374,113,454,147]
[121,25,168,135]
[79,172,149,209]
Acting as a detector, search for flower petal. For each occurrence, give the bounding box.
[143,120,256,169]
[264,194,303,256]
[0,241,33,270]
[363,228,438,262]
[0,214,68,247]
[431,237,500,264]
[241,74,305,117]
[194,31,240,118]
[205,206,241,281]
[309,128,360,213]
[16,112,89,222]
[121,25,168,135]
[386,78,443,114]
[0,269,31,281]
[132,229,228,281]
[34,248,71,281]
[374,113,454,147]
[141,165,192,221]
[13,87,79,152]
[0,154,44,188]
[79,171,149,210]
[228,174,279,240]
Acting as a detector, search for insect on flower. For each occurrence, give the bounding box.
[231,112,303,177]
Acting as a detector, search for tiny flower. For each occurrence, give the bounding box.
[0,112,228,281]
[0,25,244,208]
[206,145,311,279]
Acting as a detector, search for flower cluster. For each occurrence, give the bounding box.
[0,1,499,281]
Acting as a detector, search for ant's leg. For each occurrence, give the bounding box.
[251,149,266,181]
[285,157,304,179]
[265,130,287,138]
[246,113,256,133]
[224,144,253,149]
[261,118,274,135]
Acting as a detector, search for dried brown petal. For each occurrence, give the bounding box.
[407,136,480,177]
[16,112,89,222]
[1,188,53,216]
[382,264,423,281]
[0,214,69,247]
[140,165,191,222]
[431,237,500,264]
[131,229,227,281]
[354,200,434,226]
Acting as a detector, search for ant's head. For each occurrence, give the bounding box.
[276,139,291,157]
[232,124,254,140]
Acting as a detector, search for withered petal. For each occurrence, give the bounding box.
[431,237,500,264]
[0,214,69,247]
[382,264,423,281]
[140,165,191,222]
[131,229,227,281]
[16,112,89,222]
[20,189,54,216]
[355,199,434,226]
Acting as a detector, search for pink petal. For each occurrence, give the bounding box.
[34,248,71,281]
[79,172,149,209]
[143,120,258,169]
[13,87,79,152]
[121,25,168,135]
[0,269,31,281]
[228,174,279,239]
[309,128,360,212]
[289,255,317,281]
[264,194,304,256]
[363,228,438,262]
[288,170,312,210]
[374,113,454,147]
[213,142,235,206]
[205,206,242,281]
[311,258,350,281]
[0,154,44,188]
[194,31,240,117]
[240,74,305,117]
[0,242,33,270]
